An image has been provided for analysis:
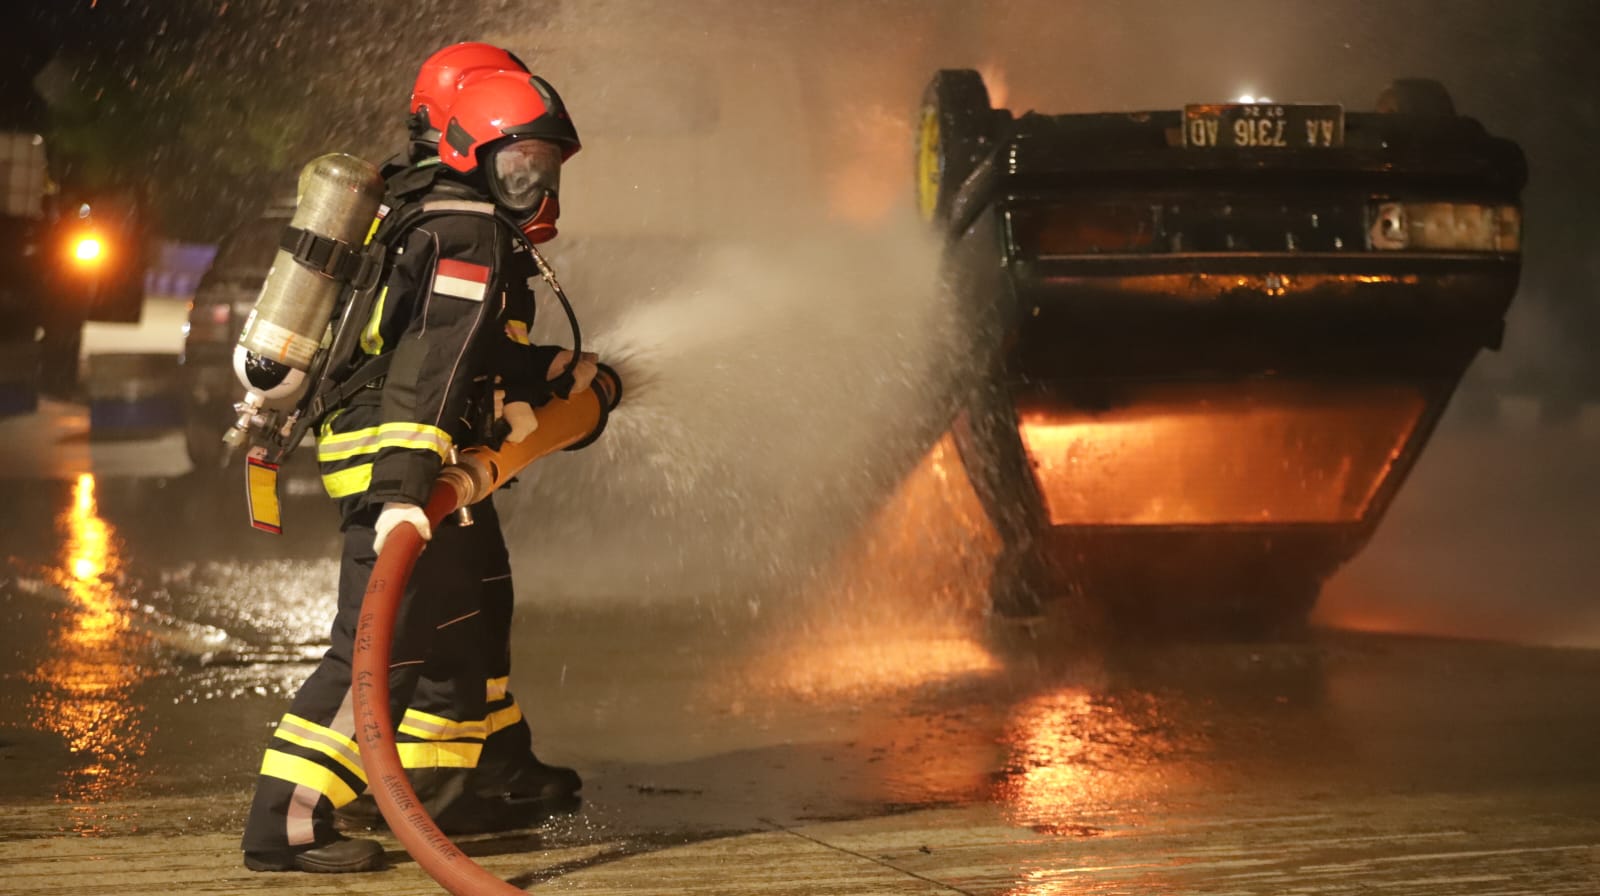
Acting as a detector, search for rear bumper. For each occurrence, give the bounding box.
[1009,256,1517,380]
[1033,524,1363,604]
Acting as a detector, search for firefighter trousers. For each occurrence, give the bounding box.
[241,497,536,853]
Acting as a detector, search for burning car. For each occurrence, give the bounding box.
[918,71,1526,631]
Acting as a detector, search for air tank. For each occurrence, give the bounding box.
[232,153,384,401]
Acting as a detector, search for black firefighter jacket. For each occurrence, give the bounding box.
[315,176,564,520]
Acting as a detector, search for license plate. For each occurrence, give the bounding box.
[1183,103,1344,149]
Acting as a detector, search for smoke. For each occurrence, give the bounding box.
[1317,397,1600,648]
[481,1,969,603]
[96,0,1577,635]
[500,216,960,603]
[482,0,1599,640]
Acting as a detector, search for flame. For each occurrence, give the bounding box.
[826,432,1003,615]
[734,434,1004,701]
[1016,382,1427,526]
[978,63,1010,111]
[826,104,914,225]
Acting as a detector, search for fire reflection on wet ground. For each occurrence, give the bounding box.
[25,474,153,821]
[687,432,1229,830]
[996,687,1192,837]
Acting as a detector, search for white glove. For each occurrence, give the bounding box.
[502,400,538,442]
[492,388,539,443]
[373,502,431,554]
[547,350,599,394]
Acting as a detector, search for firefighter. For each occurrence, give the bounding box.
[241,63,597,873]
[328,40,588,839]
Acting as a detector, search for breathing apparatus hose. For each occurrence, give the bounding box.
[350,365,621,895]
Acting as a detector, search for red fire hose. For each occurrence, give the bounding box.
[350,368,620,895]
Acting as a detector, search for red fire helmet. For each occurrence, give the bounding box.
[410,42,528,135]
[438,71,581,175]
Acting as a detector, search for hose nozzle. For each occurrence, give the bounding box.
[437,365,622,514]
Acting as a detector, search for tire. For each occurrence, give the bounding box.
[915,69,996,224]
[1375,78,1456,116]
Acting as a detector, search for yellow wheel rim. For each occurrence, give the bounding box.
[915,105,941,222]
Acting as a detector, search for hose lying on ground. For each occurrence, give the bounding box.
[351,367,621,895]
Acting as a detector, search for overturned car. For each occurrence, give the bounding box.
[918,72,1526,630]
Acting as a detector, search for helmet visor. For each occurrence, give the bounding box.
[489,138,563,211]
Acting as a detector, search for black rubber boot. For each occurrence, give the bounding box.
[242,833,386,873]
[335,767,463,831]
[336,762,579,836]
[480,755,582,802]
[429,756,581,834]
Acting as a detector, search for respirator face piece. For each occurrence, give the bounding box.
[487,138,564,243]
[489,138,562,211]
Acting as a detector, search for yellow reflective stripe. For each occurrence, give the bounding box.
[275,713,364,778]
[397,740,482,769]
[398,707,488,742]
[504,320,530,345]
[317,425,384,462]
[364,211,384,246]
[360,286,388,355]
[486,702,523,736]
[321,464,372,499]
[322,423,452,462]
[260,749,361,806]
[376,422,452,458]
[485,676,509,703]
[273,728,366,782]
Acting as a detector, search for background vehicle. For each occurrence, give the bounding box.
[919,71,1526,632]
[179,196,336,540]
[0,128,146,411]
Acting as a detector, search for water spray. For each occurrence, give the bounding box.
[350,365,621,895]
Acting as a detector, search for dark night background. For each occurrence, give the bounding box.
[8,0,1596,401]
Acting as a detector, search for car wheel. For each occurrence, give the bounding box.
[916,69,998,224]
[1375,78,1456,116]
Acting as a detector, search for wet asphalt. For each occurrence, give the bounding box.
[2,405,1599,893]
